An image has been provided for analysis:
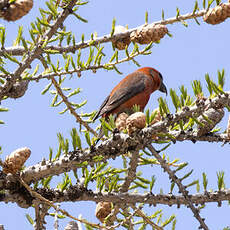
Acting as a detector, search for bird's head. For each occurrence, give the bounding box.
[139,67,168,96]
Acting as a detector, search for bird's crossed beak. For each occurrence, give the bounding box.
[159,82,167,96]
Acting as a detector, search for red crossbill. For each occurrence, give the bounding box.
[93,67,167,121]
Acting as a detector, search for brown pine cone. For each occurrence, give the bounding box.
[203,3,230,25]
[7,80,29,99]
[126,112,146,135]
[115,112,129,132]
[3,147,31,174]
[0,0,33,21]
[112,25,131,50]
[95,202,112,223]
[130,24,168,44]
[197,107,224,136]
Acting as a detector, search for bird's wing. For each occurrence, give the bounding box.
[108,76,145,106]
[96,73,147,118]
[93,95,110,121]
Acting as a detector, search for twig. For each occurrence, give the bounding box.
[147,144,209,230]
[0,46,149,81]
[34,202,42,230]
[0,0,78,100]
[156,130,230,144]
[30,48,146,82]
[132,205,163,230]
[54,203,60,230]
[18,176,102,229]
[37,55,97,140]
[143,92,230,137]
[4,185,230,208]
[33,201,48,230]
[106,210,135,230]
[111,150,140,224]
[51,76,98,137]
[1,92,227,185]
[103,150,140,227]
[120,150,139,192]
[0,8,209,57]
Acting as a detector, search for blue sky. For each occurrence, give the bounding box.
[1,0,230,229]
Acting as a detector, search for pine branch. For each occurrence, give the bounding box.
[37,56,98,138]
[120,150,139,193]
[0,7,209,57]
[18,176,102,229]
[147,144,209,230]
[0,91,226,186]
[36,55,96,136]
[143,92,230,137]
[0,45,150,81]
[158,130,229,144]
[33,202,49,230]
[0,0,78,101]
[51,76,98,137]
[131,205,163,230]
[3,183,230,209]
[106,210,136,230]
[105,150,140,228]
[25,47,148,82]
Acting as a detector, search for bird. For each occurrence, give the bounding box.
[93,67,167,122]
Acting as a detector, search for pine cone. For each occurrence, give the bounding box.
[0,0,33,21]
[203,3,230,25]
[95,202,112,223]
[112,25,131,50]
[3,147,31,174]
[126,112,146,135]
[7,80,29,99]
[130,24,168,44]
[115,112,129,132]
[197,107,224,136]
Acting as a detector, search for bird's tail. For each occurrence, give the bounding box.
[94,125,105,145]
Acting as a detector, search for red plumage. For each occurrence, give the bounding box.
[93,67,167,121]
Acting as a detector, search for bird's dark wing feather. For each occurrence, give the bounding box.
[93,95,110,121]
[108,76,145,107]
[94,73,147,119]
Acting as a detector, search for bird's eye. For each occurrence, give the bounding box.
[150,69,162,81]
[149,69,156,79]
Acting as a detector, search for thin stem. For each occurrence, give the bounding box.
[0,0,78,100]
[18,176,102,229]
[132,205,163,230]
[0,9,209,57]
[3,185,230,207]
[147,144,209,230]
[120,150,139,192]
[51,76,98,137]
[0,47,147,81]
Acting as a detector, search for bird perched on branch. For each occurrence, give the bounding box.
[93,67,167,122]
